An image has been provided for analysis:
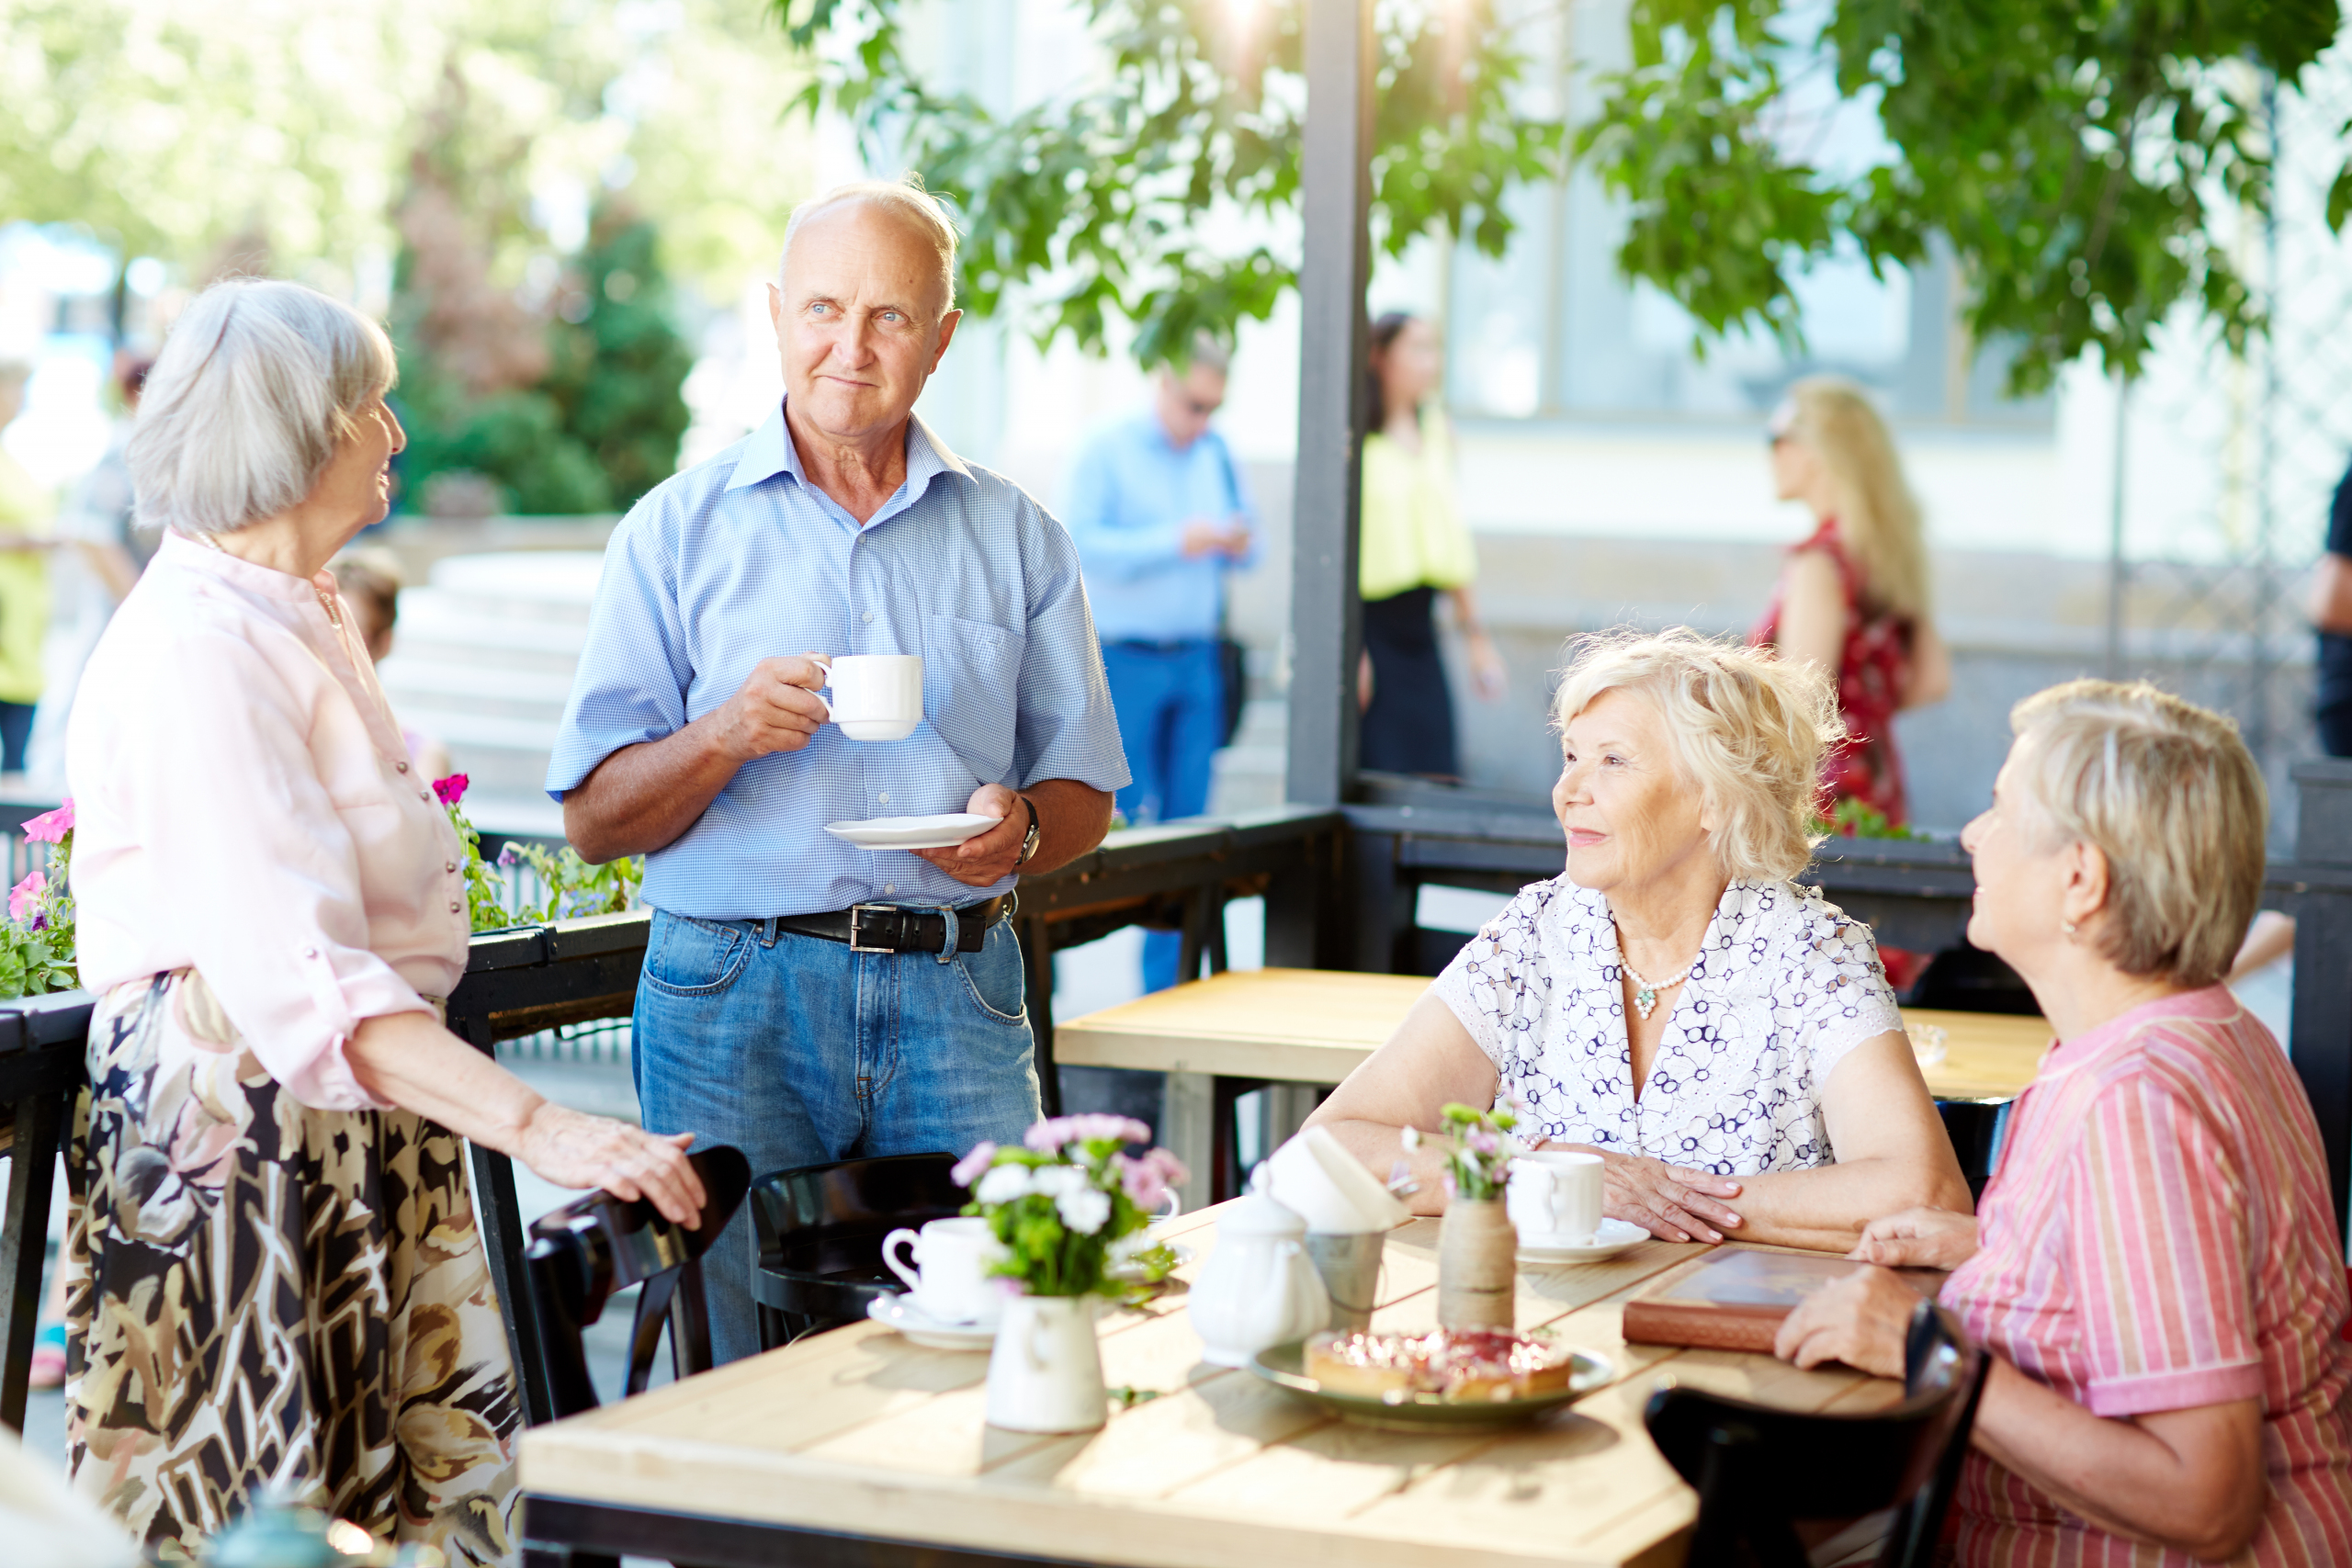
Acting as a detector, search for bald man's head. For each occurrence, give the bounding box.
[779,179,958,321]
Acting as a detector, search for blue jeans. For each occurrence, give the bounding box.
[1100,638,1223,992]
[631,908,1042,1364]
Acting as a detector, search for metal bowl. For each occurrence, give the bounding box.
[1246,1338,1613,1431]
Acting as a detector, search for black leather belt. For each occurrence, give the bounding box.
[775,896,1011,955]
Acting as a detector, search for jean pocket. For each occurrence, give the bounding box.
[956,923,1027,1025]
[642,911,751,997]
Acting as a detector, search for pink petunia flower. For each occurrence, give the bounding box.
[432,773,470,807]
[951,1141,999,1188]
[8,870,44,923]
[21,800,73,844]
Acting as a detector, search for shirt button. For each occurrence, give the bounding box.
[883,883,895,895]
[449,901,461,914]
[302,947,318,959]
[861,612,875,624]
[419,790,431,803]
[396,761,410,773]
[878,791,891,804]
[446,862,457,874]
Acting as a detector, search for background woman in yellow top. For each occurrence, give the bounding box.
[0,362,54,773]
[1358,312,1503,779]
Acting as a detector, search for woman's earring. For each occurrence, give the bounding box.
[2062,919,2078,937]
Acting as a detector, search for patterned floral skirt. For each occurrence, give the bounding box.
[62,972,520,1564]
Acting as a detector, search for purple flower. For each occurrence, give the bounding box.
[1115,1146,1190,1213]
[951,1141,998,1188]
[496,843,520,867]
[1466,1128,1499,1156]
[20,801,72,844]
[432,773,470,807]
[1023,1112,1151,1152]
[8,871,43,923]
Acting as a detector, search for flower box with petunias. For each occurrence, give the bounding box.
[0,801,78,999]
[954,1115,1188,1299]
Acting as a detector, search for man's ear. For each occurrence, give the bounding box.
[767,282,786,338]
[930,309,963,370]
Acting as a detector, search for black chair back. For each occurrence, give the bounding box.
[750,1152,965,1348]
[1643,1301,1988,1568]
[523,1144,752,1421]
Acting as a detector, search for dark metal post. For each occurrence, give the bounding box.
[1286,0,1374,808]
[0,1087,64,1432]
[2290,760,2352,1246]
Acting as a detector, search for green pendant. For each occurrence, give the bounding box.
[1634,986,1658,1020]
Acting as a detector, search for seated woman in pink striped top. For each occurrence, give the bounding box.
[1777,680,2352,1565]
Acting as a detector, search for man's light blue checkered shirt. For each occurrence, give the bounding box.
[547,401,1131,921]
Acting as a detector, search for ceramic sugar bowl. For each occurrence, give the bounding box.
[1186,1192,1330,1367]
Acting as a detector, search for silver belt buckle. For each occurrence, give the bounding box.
[847,903,895,953]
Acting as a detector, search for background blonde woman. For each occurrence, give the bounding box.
[1780,681,2352,1564]
[1306,628,1966,1252]
[1753,375,1951,829]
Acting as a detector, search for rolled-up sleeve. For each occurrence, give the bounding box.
[1012,504,1131,793]
[141,629,433,1111]
[547,506,693,798]
[2065,1078,2266,1417]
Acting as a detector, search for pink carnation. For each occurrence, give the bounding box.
[1115,1146,1190,1211]
[951,1141,999,1188]
[21,800,73,844]
[8,870,44,923]
[432,773,470,807]
[1023,1113,1151,1153]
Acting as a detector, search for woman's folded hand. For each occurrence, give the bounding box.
[516,1105,708,1226]
[1848,1205,1978,1269]
[1601,1153,1744,1244]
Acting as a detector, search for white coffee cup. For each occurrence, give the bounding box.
[816,654,924,743]
[882,1215,1004,1325]
[1507,1150,1605,1244]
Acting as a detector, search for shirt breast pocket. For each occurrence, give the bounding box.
[925,612,1026,784]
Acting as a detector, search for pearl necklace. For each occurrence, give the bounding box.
[1615,931,1695,1021]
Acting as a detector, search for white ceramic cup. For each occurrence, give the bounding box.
[816,654,924,742]
[1507,1150,1605,1244]
[882,1215,1004,1325]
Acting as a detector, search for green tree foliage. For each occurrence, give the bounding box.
[774,0,1565,361]
[1566,0,2343,393]
[395,209,693,515]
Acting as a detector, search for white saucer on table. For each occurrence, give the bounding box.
[865,1292,998,1350]
[1516,1218,1651,1265]
[824,814,1000,852]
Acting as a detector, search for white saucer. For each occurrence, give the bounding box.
[824,813,1000,851]
[1516,1218,1651,1264]
[865,1292,998,1350]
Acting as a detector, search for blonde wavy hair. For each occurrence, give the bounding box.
[1552,627,1845,884]
[1782,375,1928,621]
[2007,680,2266,989]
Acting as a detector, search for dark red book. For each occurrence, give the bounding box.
[1621,1248,1942,1353]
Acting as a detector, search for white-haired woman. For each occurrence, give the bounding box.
[62,280,706,1564]
[1306,629,1968,1249]
[1754,375,1950,830]
[1778,682,2352,1564]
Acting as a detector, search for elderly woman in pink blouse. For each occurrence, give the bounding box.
[61,280,705,1564]
[1779,680,2352,1565]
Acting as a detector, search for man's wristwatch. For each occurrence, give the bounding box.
[1012,795,1042,869]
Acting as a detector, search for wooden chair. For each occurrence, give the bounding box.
[750,1152,966,1349]
[522,1144,752,1421]
[1643,1301,1989,1568]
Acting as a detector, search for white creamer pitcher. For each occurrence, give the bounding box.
[1185,1192,1330,1368]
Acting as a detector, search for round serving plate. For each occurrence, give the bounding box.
[1246,1339,1612,1431]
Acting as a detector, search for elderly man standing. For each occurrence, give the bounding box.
[1063,335,1254,993]
[549,179,1128,1362]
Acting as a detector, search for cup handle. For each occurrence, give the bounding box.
[806,654,834,724]
[1155,1191,1183,1224]
[882,1228,922,1294]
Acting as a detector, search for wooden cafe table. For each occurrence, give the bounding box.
[1054,967,2052,1197]
[518,1203,1909,1568]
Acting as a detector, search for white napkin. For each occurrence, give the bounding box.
[1262,1125,1409,1235]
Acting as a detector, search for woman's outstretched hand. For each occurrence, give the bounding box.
[1602,1153,1744,1243]
[1848,1205,1979,1269]
[516,1106,707,1226]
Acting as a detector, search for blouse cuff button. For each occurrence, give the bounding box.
[448,901,461,914]
[446,862,458,873]
[397,761,410,773]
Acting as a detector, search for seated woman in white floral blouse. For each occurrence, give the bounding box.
[1307,628,1969,1252]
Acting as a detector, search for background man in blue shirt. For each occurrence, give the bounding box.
[548,180,1128,1362]
[1063,334,1255,992]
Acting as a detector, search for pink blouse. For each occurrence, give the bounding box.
[66,530,470,1111]
[1941,987,2352,1567]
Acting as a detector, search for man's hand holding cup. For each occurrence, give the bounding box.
[711,653,832,762]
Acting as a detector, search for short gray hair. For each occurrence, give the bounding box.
[2007,680,2266,989]
[777,176,959,316]
[1160,330,1231,377]
[128,279,397,538]
[1551,626,1844,884]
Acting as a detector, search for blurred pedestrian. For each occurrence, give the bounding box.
[1064,330,1254,991]
[1751,375,1950,829]
[27,355,150,786]
[0,362,55,773]
[330,547,452,779]
[1357,311,1503,780]
[2308,454,2352,755]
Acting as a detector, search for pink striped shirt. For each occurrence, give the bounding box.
[1942,987,2352,1567]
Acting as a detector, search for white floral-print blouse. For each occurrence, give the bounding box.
[1430,876,1904,1175]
